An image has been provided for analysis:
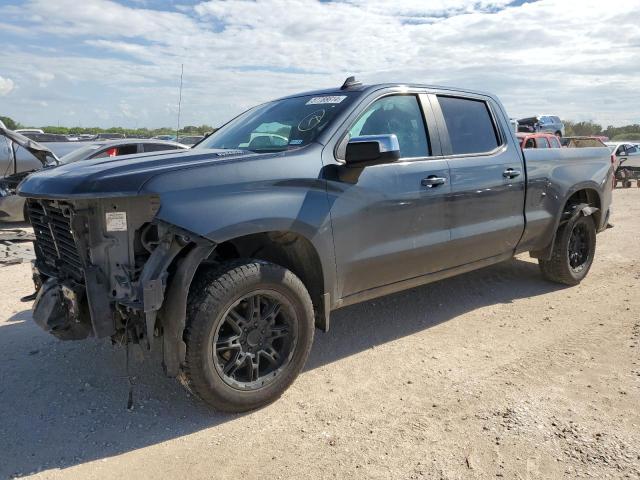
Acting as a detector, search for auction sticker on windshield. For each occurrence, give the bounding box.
[306,96,347,105]
[105,211,127,232]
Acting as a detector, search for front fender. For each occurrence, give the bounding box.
[141,166,338,305]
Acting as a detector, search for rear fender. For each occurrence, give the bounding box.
[529,202,598,260]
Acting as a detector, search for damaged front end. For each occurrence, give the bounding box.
[26,196,214,375]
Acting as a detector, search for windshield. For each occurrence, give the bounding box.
[196,93,357,152]
[60,144,104,164]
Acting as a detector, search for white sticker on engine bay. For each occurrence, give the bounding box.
[306,95,347,105]
[106,211,127,232]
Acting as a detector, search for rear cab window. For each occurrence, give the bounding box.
[535,137,549,148]
[437,95,500,155]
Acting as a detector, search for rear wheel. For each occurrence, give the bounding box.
[181,260,314,412]
[538,214,596,285]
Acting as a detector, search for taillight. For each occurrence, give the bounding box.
[611,154,617,189]
[106,148,117,157]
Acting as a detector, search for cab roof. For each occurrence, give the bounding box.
[274,81,497,103]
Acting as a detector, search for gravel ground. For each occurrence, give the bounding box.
[0,189,638,479]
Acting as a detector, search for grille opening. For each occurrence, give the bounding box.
[27,199,84,281]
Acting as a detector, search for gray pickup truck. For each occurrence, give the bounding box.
[18,79,613,412]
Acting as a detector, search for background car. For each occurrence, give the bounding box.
[0,134,187,222]
[606,142,640,187]
[58,138,186,164]
[14,128,44,135]
[517,115,565,137]
[517,132,561,149]
[95,133,126,140]
[18,132,70,143]
[177,135,204,146]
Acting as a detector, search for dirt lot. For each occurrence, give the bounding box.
[0,189,638,480]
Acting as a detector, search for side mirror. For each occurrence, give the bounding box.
[344,134,400,167]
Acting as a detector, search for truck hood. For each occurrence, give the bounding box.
[0,126,59,166]
[17,147,271,198]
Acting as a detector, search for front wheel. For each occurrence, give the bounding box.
[538,214,596,285]
[181,260,314,412]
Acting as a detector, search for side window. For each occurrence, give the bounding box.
[114,144,138,156]
[535,137,549,148]
[549,136,561,148]
[144,143,180,153]
[437,96,500,155]
[91,144,138,159]
[348,95,429,158]
[626,145,638,155]
[524,138,535,149]
[616,145,626,156]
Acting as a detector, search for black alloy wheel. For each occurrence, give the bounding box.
[213,291,297,390]
[182,260,314,412]
[567,222,590,273]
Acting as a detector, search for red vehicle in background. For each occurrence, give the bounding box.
[516,132,562,149]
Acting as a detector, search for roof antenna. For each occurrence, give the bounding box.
[341,76,362,90]
[176,63,184,141]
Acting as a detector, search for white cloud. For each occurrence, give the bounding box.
[0,76,14,96]
[34,72,55,87]
[118,101,135,119]
[0,0,639,127]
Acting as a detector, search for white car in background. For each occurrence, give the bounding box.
[605,142,640,164]
[606,142,640,187]
[15,128,45,135]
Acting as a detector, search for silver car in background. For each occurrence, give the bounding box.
[517,114,565,137]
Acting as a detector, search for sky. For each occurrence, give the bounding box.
[0,0,639,129]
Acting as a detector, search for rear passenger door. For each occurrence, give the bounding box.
[431,94,525,266]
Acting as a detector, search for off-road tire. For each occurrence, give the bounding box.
[538,214,596,286]
[181,259,314,412]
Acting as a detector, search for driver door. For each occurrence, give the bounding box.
[324,92,451,298]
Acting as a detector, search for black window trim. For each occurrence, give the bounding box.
[333,89,441,163]
[431,93,507,159]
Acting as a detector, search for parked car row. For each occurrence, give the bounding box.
[0,127,187,221]
[17,131,204,145]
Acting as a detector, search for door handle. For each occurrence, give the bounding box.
[421,176,446,187]
[503,168,521,179]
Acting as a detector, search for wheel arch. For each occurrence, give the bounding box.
[158,227,329,377]
[209,230,327,330]
[530,185,602,260]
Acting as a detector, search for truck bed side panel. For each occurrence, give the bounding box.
[517,146,612,253]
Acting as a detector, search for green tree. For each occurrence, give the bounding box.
[563,120,602,137]
[0,116,22,130]
[612,132,640,141]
